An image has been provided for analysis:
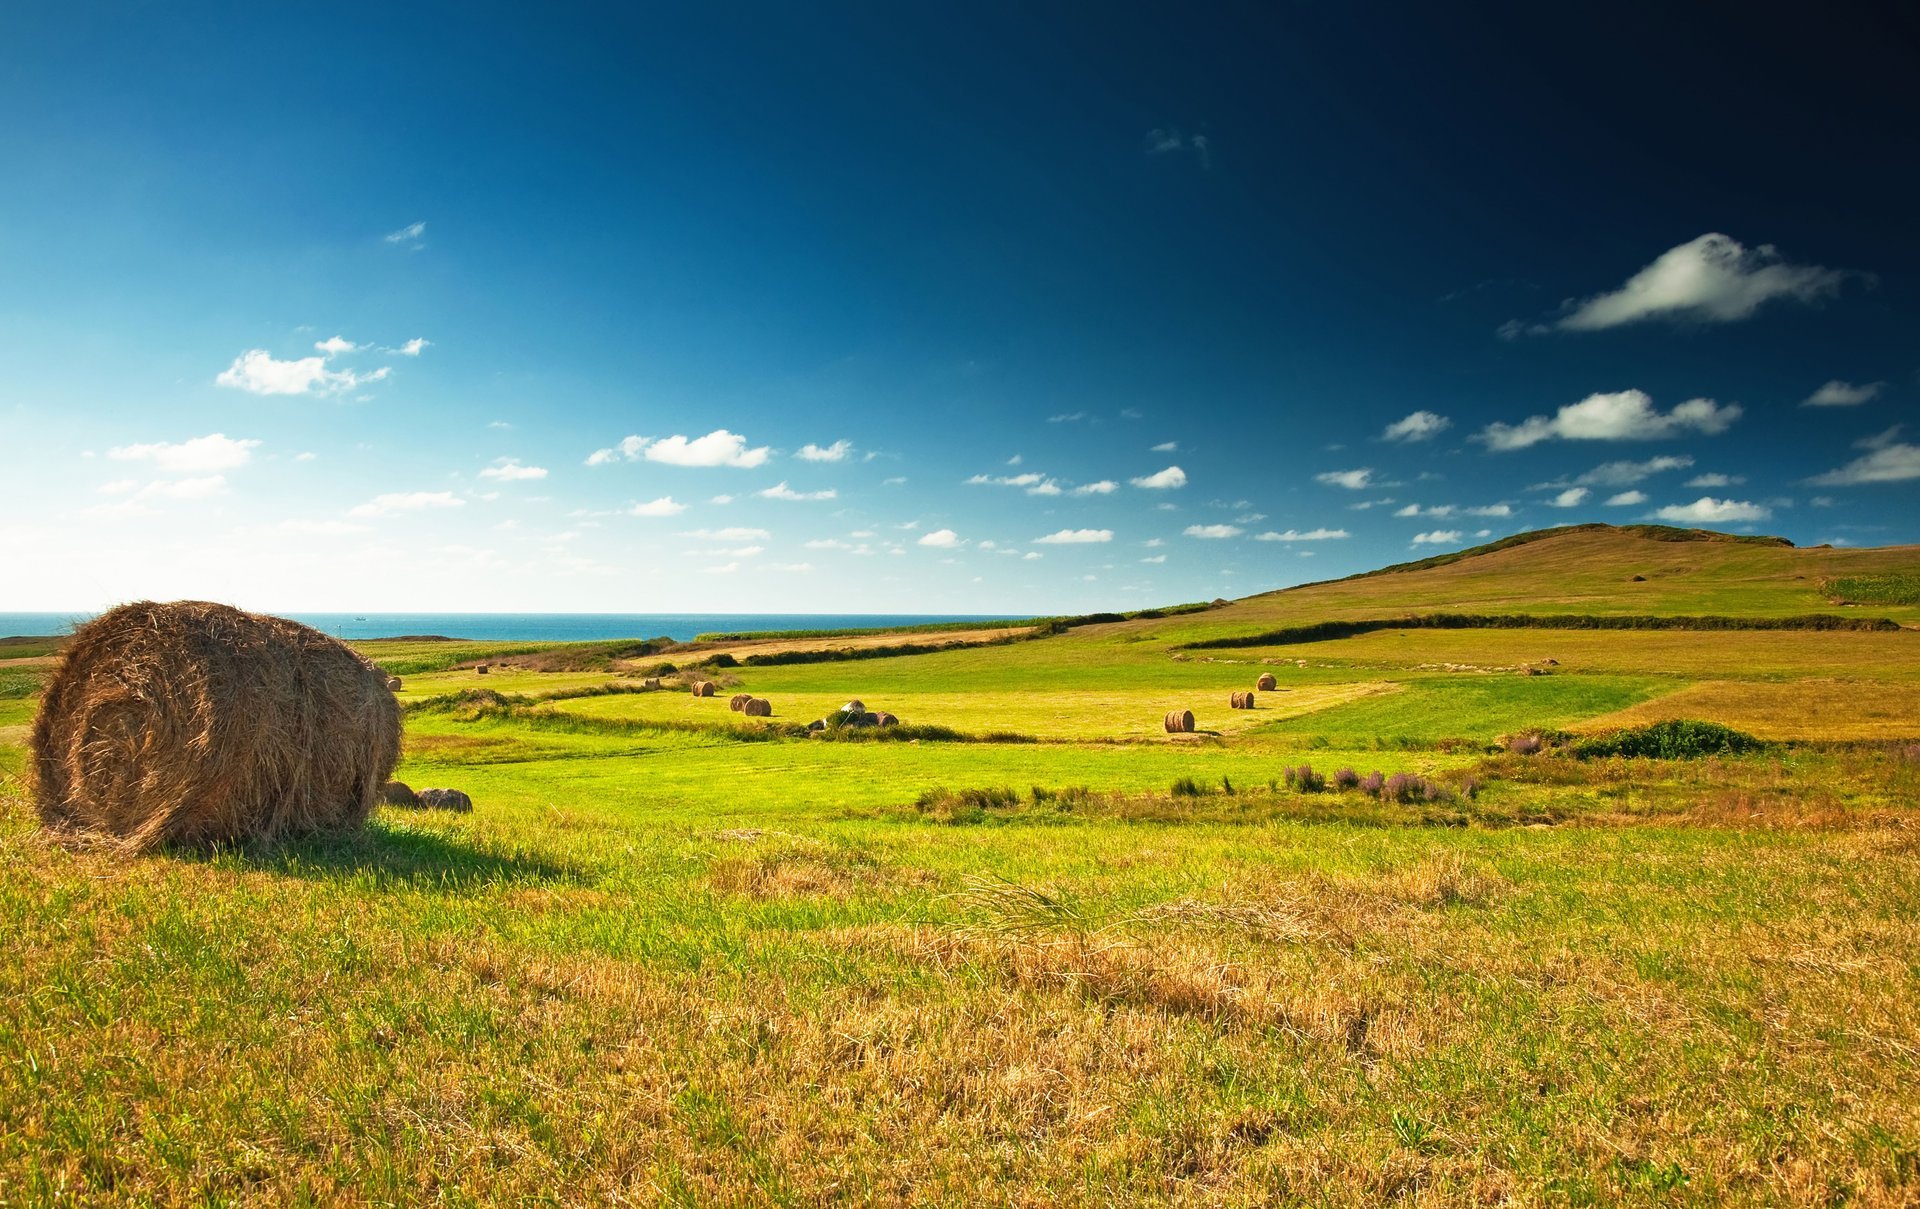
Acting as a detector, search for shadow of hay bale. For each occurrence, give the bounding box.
[215,821,590,889]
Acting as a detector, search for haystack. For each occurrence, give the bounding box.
[377,780,419,808]
[1256,672,1277,692]
[1230,690,1255,710]
[729,692,753,711]
[873,712,898,728]
[31,600,401,851]
[691,680,716,697]
[643,677,662,688]
[843,700,866,714]
[743,697,772,717]
[1164,709,1195,733]
[476,664,489,675]
[416,788,473,812]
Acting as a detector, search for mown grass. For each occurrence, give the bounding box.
[3,526,1919,1203]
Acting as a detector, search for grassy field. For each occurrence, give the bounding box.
[3,525,1920,1205]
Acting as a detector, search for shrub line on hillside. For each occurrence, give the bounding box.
[1181,611,1901,650]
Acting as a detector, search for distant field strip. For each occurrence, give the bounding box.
[1573,679,1920,741]
[1255,675,1666,743]
[1182,611,1903,650]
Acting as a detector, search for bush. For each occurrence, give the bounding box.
[1505,733,1545,756]
[1573,719,1764,760]
[1171,776,1208,797]
[1331,767,1360,790]
[1283,764,1326,792]
[1359,771,1385,797]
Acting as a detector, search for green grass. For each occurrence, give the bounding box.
[3,524,1920,1203]
[1828,572,1920,606]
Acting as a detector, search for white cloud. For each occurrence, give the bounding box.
[804,538,849,550]
[1651,497,1771,523]
[586,435,650,466]
[139,476,227,501]
[1685,473,1745,488]
[1315,468,1376,490]
[1048,411,1088,423]
[1253,528,1347,541]
[709,494,734,505]
[97,479,138,495]
[1480,390,1740,451]
[396,338,430,357]
[478,458,548,482]
[629,497,689,517]
[216,349,385,396]
[1807,426,1920,486]
[684,527,770,541]
[1801,380,1884,408]
[295,451,318,462]
[643,429,770,468]
[1152,441,1179,453]
[1464,504,1512,517]
[797,440,853,462]
[108,433,260,473]
[1549,487,1589,508]
[1521,233,1853,333]
[1141,554,1167,564]
[1027,479,1063,496]
[1131,465,1187,490]
[1007,454,1023,465]
[349,491,464,518]
[1605,490,1647,506]
[918,529,961,548]
[968,472,1045,488]
[758,481,837,501]
[1184,524,1242,539]
[314,335,360,356]
[1034,528,1113,544]
[882,476,907,486]
[1395,504,1455,518]
[385,221,426,245]
[1071,480,1118,496]
[1411,530,1463,545]
[1381,410,1451,442]
[702,562,740,575]
[1572,455,1695,486]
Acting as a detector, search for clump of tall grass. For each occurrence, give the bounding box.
[1573,719,1764,760]
[1331,767,1361,790]
[1283,765,1326,792]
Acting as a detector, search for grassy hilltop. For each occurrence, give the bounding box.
[2,524,1919,1204]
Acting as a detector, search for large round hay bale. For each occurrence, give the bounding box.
[643,677,661,688]
[729,693,753,712]
[476,664,489,675]
[1256,672,1277,692]
[873,712,898,728]
[1230,690,1255,710]
[743,697,772,717]
[1164,709,1195,733]
[691,680,715,697]
[386,676,403,691]
[843,699,866,714]
[415,787,473,812]
[30,600,401,851]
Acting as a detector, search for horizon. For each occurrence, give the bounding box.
[4,4,1917,613]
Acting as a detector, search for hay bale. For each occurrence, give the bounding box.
[1230,690,1256,710]
[691,680,715,697]
[729,693,753,712]
[743,697,772,717]
[415,788,473,812]
[873,712,898,727]
[1256,672,1277,692]
[807,719,826,731]
[377,780,418,808]
[30,600,401,851]
[476,664,489,675]
[386,677,403,691]
[842,700,866,714]
[1164,709,1195,733]
[643,677,661,689]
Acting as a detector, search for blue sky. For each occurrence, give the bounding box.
[3,2,1916,613]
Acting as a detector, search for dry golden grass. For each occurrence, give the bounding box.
[1577,679,1920,741]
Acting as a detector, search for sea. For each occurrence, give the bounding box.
[0,611,1027,644]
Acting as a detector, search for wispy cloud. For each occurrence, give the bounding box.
[1801,380,1885,408]
[1034,528,1113,544]
[1479,390,1739,451]
[1183,524,1241,539]
[1253,528,1347,541]
[395,337,430,357]
[629,496,687,517]
[108,433,259,473]
[1807,426,1920,485]
[1504,233,1856,335]
[1604,490,1647,506]
[683,527,770,541]
[1411,530,1463,545]
[478,458,547,482]
[349,490,464,518]
[1072,480,1118,496]
[1131,465,1187,490]
[1685,473,1745,488]
[1151,441,1178,453]
[1566,455,1695,486]
[1145,127,1211,169]
[1650,497,1771,523]
[585,430,769,468]
[1549,487,1589,508]
[758,481,837,501]
[216,349,388,396]
[917,528,961,548]
[385,221,426,246]
[1381,410,1451,442]
[1315,468,1377,490]
[796,440,853,462]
